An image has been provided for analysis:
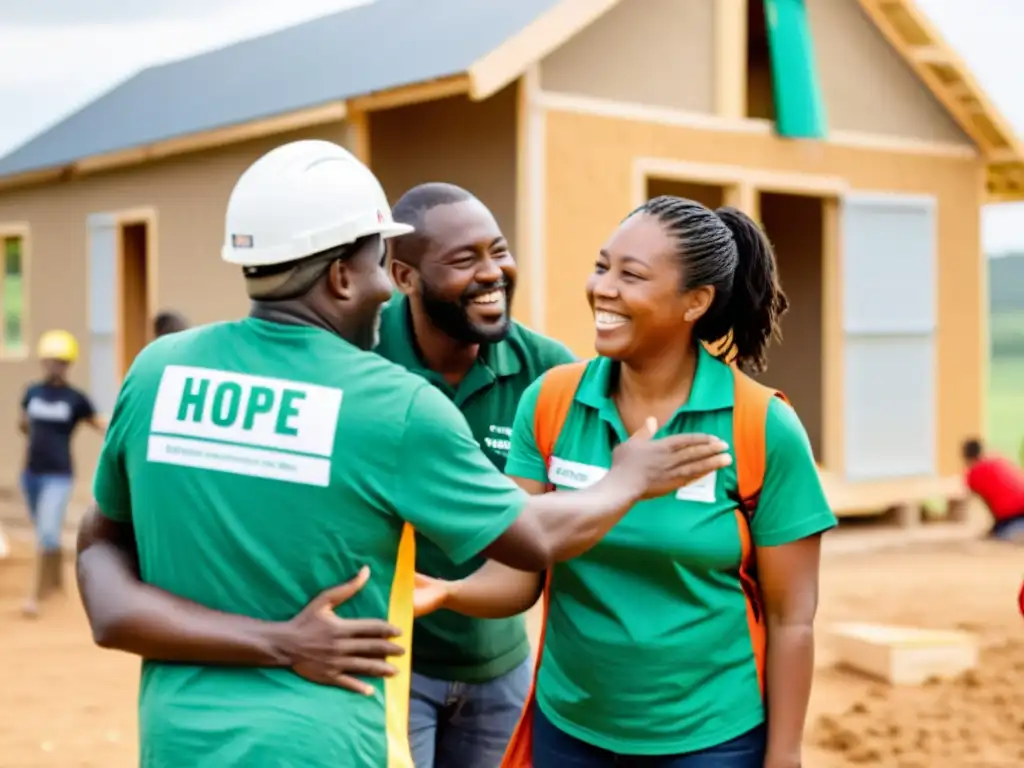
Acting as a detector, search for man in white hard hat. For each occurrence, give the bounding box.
[76,140,730,767]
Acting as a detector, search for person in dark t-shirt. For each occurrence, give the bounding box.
[18,329,104,617]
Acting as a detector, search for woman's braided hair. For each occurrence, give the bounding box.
[629,195,789,374]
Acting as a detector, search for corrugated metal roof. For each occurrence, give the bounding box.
[0,0,561,179]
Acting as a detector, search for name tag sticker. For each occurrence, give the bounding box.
[675,470,717,503]
[548,457,608,489]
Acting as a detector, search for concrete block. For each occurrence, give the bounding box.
[829,622,979,685]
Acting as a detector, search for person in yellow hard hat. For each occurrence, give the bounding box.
[18,329,104,617]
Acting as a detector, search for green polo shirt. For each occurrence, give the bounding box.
[375,295,575,683]
[505,348,837,754]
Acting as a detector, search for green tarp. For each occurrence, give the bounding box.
[763,0,828,139]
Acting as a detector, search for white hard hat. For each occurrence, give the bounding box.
[222,140,413,268]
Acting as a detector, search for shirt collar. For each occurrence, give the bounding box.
[376,293,523,401]
[576,345,735,421]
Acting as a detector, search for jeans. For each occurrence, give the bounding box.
[991,514,1024,542]
[20,472,73,552]
[532,703,767,767]
[409,657,532,768]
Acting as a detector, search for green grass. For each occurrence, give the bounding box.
[988,354,1024,462]
[991,309,1024,357]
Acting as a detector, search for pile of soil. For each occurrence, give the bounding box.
[811,638,1024,767]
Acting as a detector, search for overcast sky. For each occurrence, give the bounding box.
[1,0,1023,252]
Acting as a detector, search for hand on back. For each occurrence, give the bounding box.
[610,417,731,500]
[282,566,406,694]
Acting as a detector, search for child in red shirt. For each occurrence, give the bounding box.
[962,439,1024,542]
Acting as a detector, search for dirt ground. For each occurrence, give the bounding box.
[1,524,1022,768]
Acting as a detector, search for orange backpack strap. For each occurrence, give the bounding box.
[500,361,586,768]
[532,361,588,469]
[730,365,788,697]
[730,365,788,517]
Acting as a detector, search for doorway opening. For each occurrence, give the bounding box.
[756,191,826,459]
[746,0,775,120]
[118,220,151,377]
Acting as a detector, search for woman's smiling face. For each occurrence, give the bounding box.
[586,212,711,362]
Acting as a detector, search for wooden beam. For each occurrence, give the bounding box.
[909,45,950,64]
[0,167,64,194]
[515,65,546,330]
[468,0,621,100]
[714,0,748,120]
[346,75,470,112]
[538,90,977,160]
[987,190,1024,204]
[857,0,1024,166]
[820,198,844,472]
[0,75,472,192]
[988,149,1020,163]
[343,110,371,166]
[733,183,760,221]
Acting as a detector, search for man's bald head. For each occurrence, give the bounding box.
[389,182,475,266]
[388,182,515,345]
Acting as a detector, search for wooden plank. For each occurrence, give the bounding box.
[821,471,965,517]
[830,622,979,685]
[347,75,470,112]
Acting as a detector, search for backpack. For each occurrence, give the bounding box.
[501,359,786,767]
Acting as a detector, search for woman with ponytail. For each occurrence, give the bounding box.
[415,196,836,767]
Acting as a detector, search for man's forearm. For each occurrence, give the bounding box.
[532,472,642,563]
[764,620,815,766]
[78,536,292,666]
[490,472,642,571]
[446,562,542,619]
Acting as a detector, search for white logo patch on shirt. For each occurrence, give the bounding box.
[147,365,343,487]
[548,457,607,489]
[675,469,717,503]
[484,424,511,455]
[26,397,73,423]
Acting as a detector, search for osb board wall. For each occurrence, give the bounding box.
[0,123,351,498]
[371,85,518,253]
[539,0,715,114]
[542,109,983,475]
[809,0,971,144]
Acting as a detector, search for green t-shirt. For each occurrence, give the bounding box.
[375,295,575,682]
[92,318,528,768]
[504,349,837,755]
